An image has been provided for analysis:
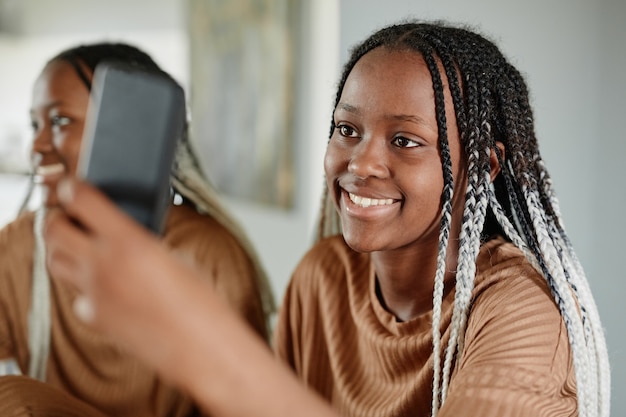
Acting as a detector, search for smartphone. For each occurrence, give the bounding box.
[77,61,186,235]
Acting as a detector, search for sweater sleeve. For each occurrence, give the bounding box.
[0,298,15,366]
[0,213,34,373]
[0,375,110,417]
[439,258,577,416]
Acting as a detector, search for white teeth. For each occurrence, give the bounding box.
[348,192,394,208]
[35,163,65,177]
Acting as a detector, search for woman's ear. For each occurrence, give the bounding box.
[490,141,505,182]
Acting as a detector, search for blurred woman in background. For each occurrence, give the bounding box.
[0,42,275,417]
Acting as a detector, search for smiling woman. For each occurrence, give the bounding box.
[278,21,610,417]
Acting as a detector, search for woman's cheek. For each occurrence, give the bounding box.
[324,139,345,177]
[59,133,85,176]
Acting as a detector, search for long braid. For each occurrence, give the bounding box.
[416,31,488,414]
[440,73,494,403]
[539,161,611,413]
[499,57,602,414]
[419,45,455,415]
[498,49,602,415]
[170,129,276,331]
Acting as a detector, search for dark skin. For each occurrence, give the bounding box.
[325,47,503,321]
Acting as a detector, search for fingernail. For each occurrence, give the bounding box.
[73,295,95,323]
[57,179,74,204]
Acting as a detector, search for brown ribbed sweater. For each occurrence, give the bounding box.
[274,235,577,417]
[0,204,268,417]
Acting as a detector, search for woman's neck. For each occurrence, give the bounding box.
[371,240,458,322]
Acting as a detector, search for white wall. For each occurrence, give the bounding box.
[338,0,625,413]
[595,0,626,411]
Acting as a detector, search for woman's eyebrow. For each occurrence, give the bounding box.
[336,102,360,114]
[336,103,430,125]
[388,114,430,126]
[335,102,435,135]
[30,100,64,116]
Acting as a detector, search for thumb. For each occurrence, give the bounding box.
[56,178,149,239]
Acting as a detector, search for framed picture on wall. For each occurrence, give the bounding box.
[188,0,297,209]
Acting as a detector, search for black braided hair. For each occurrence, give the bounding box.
[51,42,167,91]
[317,20,609,417]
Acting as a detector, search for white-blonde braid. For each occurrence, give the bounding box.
[170,131,276,330]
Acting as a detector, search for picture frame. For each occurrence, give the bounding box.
[188,0,297,208]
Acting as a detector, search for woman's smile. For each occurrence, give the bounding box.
[341,189,400,220]
[34,163,65,183]
[348,192,395,207]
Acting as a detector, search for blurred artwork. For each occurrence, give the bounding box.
[188,0,296,208]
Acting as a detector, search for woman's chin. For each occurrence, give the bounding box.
[342,231,384,254]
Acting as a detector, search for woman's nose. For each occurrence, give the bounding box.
[31,128,54,155]
[347,137,390,179]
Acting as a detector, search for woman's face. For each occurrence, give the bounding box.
[324,47,467,254]
[30,59,92,207]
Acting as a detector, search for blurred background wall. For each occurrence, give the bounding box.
[0,0,623,412]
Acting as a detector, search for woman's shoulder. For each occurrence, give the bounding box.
[471,236,556,319]
[162,204,249,257]
[0,211,35,234]
[0,211,35,254]
[467,236,568,361]
[0,211,36,305]
[452,236,576,412]
[164,203,229,239]
[474,236,544,291]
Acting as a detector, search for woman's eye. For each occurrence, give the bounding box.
[391,136,419,148]
[337,124,359,138]
[51,115,71,128]
[50,116,72,134]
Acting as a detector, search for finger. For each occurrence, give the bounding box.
[55,178,150,239]
[44,208,93,291]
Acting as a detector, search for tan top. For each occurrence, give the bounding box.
[274,235,577,417]
[0,204,268,417]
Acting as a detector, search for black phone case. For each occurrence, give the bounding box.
[77,62,186,235]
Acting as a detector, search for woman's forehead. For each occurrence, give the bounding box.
[341,48,451,117]
[31,60,90,109]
